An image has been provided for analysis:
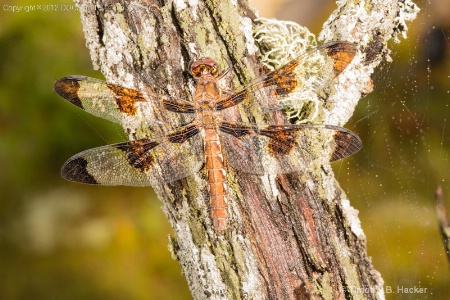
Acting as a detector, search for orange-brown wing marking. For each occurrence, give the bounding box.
[106,83,147,115]
[163,98,196,113]
[261,59,300,96]
[167,124,200,143]
[323,42,357,76]
[115,139,159,172]
[259,126,299,156]
[54,76,85,108]
[215,89,249,111]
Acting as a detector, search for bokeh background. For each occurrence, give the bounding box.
[1,0,449,299]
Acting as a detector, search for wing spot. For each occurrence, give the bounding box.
[107,83,146,115]
[261,126,299,156]
[61,157,98,184]
[54,76,84,108]
[263,60,299,96]
[116,139,158,171]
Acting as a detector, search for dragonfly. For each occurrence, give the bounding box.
[54,41,361,233]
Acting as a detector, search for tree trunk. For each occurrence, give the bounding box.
[73,0,419,299]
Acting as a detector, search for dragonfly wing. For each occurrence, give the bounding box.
[216,41,357,112]
[220,122,361,175]
[54,76,195,129]
[61,126,204,186]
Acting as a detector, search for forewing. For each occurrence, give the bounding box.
[54,76,195,128]
[216,41,357,111]
[220,122,361,175]
[61,130,204,186]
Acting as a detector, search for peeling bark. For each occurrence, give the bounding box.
[73,0,419,299]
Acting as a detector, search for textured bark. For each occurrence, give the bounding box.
[73,0,419,299]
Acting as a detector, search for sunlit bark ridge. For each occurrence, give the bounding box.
[74,0,419,299]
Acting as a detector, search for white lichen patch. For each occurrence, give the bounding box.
[324,54,366,126]
[341,198,364,238]
[103,20,134,66]
[173,0,187,11]
[188,0,199,20]
[240,16,257,56]
[188,43,198,55]
[268,175,280,198]
[137,16,157,49]
[199,247,228,296]
[319,3,362,42]
[74,0,102,69]
[305,178,316,194]
[167,223,206,296]
[395,0,421,41]
[233,234,264,298]
[259,174,279,199]
[320,165,336,201]
[188,0,199,7]
[173,0,199,19]
[320,0,419,44]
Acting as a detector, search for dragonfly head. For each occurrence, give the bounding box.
[190,58,219,79]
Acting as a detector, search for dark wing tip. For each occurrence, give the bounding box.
[325,125,362,162]
[54,76,87,109]
[329,41,358,57]
[320,40,357,53]
[61,156,98,184]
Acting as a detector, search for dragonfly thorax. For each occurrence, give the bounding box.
[196,107,222,129]
[193,76,222,106]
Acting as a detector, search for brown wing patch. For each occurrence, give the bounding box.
[167,124,200,143]
[260,126,299,156]
[215,90,248,110]
[115,139,159,171]
[54,76,85,108]
[106,83,147,115]
[324,42,357,76]
[219,122,253,137]
[163,99,195,113]
[61,156,98,184]
[262,59,300,96]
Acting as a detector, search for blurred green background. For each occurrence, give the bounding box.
[0,0,449,299]
[0,0,190,299]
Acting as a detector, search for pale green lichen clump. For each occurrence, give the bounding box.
[253,18,323,124]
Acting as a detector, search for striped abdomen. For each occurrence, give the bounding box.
[204,128,228,233]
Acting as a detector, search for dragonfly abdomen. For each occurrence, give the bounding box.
[204,128,228,233]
